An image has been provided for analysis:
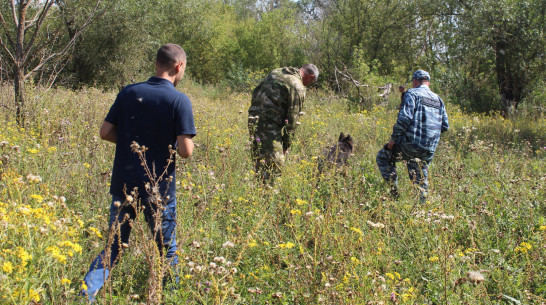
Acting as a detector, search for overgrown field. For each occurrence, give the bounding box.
[0,83,544,304]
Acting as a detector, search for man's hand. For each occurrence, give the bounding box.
[387,140,395,150]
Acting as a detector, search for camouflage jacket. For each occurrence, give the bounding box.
[391,85,449,153]
[248,67,306,151]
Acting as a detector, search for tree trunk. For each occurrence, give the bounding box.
[14,1,27,127]
[495,40,523,117]
[14,67,25,127]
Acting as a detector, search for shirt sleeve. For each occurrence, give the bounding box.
[391,90,415,141]
[174,95,197,137]
[104,91,123,125]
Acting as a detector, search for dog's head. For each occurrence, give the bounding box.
[338,133,354,152]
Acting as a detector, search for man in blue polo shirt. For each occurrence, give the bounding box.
[376,70,449,203]
[81,44,196,302]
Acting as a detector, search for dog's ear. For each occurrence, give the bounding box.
[338,132,345,141]
[345,134,353,142]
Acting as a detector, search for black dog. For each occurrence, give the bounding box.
[318,133,354,174]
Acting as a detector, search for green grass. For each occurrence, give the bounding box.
[0,82,544,304]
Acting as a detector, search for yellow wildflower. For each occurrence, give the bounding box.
[61,278,71,285]
[29,289,40,302]
[515,242,532,254]
[46,246,67,264]
[30,194,44,203]
[2,261,14,274]
[89,227,103,238]
[465,247,477,254]
[295,199,307,205]
[278,242,295,249]
[290,209,301,215]
[401,287,416,301]
[350,227,363,236]
[58,241,83,254]
[17,247,32,268]
[429,256,439,262]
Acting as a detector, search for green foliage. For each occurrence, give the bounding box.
[306,0,418,83]
[441,69,501,113]
[518,77,546,118]
[173,0,241,84]
[241,3,307,70]
[3,0,545,115]
[437,0,545,114]
[64,0,170,88]
[224,64,269,92]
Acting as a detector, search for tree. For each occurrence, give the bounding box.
[302,0,424,86]
[0,0,103,126]
[62,0,164,89]
[438,0,545,115]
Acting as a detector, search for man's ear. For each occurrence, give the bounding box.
[174,62,182,73]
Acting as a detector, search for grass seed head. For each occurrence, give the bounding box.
[467,271,485,284]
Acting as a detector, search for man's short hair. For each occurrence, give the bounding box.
[156,44,186,68]
[301,63,319,81]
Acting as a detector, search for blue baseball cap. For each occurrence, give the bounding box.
[412,70,431,81]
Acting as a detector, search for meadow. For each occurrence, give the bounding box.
[0,81,544,304]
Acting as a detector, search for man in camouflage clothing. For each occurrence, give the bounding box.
[376,70,449,202]
[248,64,319,182]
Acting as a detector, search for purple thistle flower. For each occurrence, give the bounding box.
[390,292,396,302]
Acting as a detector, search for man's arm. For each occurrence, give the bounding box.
[390,92,415,143]
[99,121,117,144]
[176,135,194,158]
[281,87,305,153]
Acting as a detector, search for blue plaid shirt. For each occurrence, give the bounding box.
[391,85,449,152]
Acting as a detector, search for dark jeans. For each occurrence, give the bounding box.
[81,195,178,302]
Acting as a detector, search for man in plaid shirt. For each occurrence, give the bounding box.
[376,70,449,202]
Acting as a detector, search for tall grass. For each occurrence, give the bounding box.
[0,82,544,304]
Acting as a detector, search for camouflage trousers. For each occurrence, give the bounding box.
[249,124,285,183]
[376,142,434,200]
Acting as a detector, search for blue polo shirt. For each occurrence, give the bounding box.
[105,77,196,199]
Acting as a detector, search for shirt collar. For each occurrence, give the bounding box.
[148,76,174,86]
[418,84,431,90]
